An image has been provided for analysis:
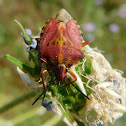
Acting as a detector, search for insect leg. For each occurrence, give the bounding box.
[67,78,90,100]
[65,70,90,99]
[65,69,77,87]
[82,41,90,47]
[40,58,48,64]
[38,58,48,69]
[32,78,54,105]
[41,69,49,90]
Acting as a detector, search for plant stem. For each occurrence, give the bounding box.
[0,90,36,113]
[41,115,61,126]
[13,107,46,125]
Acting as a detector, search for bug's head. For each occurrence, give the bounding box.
[54,64,67,82]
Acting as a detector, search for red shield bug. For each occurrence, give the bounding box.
[32,9,90,105]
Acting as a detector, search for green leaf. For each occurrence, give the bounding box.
[4,54,34,76]
[14,19,32,44]
[0,90,36,113]
[29,51,39,65]
[58,85,68,97]
[74,118,85,126]
[85,57,93,74]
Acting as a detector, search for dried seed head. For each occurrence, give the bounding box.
[80,46,126,125]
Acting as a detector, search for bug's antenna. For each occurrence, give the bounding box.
[67,78,90,100]
[32,78,55,105]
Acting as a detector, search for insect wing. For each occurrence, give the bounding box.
[66,19,83,50]
[40,18,58,48]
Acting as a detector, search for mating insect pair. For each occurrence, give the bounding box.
[26,9,90,105]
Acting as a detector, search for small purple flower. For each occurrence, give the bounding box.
[94,0,103,6]
[109,23,120,33]
[42,100,53,111]
[21,29,33,45]
[25,29,32,36]
[27,40,37,51]
[96,120,103,125]
[118,5,126,18]
[84,22,96,32]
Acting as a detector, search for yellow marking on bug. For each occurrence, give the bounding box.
[43,23,47,28]
[49,32,64,46]
[64,60,72,66]
[40,19,51,35]
[41,29,45,33]
[77,25,80,29]
[58,46,63,64]
[74,20,77,24]
[47,19,51,22]
[58,32,64,45]
[79,30,83,34]
[48,29,74,46]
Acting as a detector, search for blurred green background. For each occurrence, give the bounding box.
[0,0,126,126]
